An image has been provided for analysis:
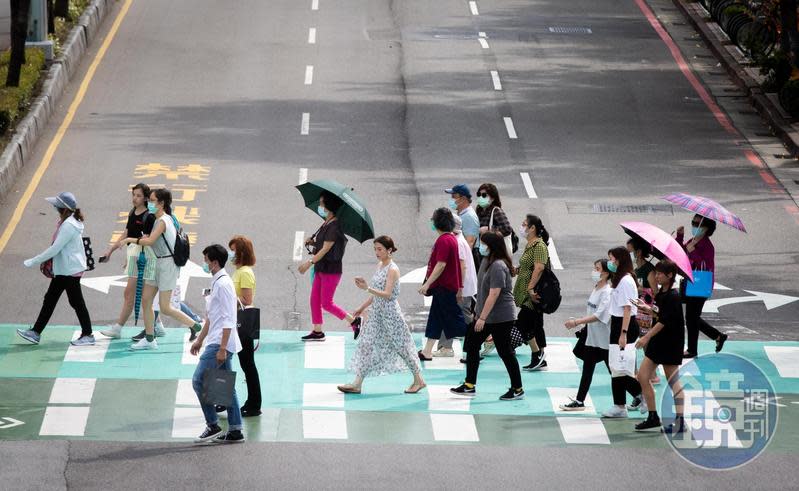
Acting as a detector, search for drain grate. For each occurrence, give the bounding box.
[566,203,674,215]
[548,26,592,34]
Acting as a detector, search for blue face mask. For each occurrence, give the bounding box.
[479,242,489,256]
[429,220,437,232]
[448,198,457,210]
[147,202,157,214]
[691,226,702,238]
[228,250,236,262]
[317,206,328,218]
[607,261,618,273]
[202,262,211,274]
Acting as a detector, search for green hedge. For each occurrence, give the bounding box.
[0,48,47,135]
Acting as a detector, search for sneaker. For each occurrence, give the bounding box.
[194,424,223,443]
[188,326,197,342]
[627,396,643,412]
[70,335,95,346]
[715,333,728,353]
[662,417,687,435]
[189,322,202,341]
[241,407,262,418]
[635,415,662,432]
[481,340,496,357]
[559,399,586,411]
[16,329,40,345]
[459,355,484,364]
[301,331,325,342]
[131,326,166,342]
[350,316,362,340]
[523,359,548,371]
[602,405,629,418]
[499,388,525,401]
[100,324,122,338]
[450,383,476,397]
[523,351,546,371]
[213,429,244,444]
[433,348,454,358]
[130,338,158,350]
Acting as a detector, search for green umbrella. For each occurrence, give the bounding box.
[296,179,375,243]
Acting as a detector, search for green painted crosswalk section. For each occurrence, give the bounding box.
[1,325,798,449]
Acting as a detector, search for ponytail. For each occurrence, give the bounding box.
[72,208,84,222]
[525,214,549,245]
[153,188,173,215]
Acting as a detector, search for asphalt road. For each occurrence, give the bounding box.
[0,0,797,488]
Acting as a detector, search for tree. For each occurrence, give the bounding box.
[6,0,32,88]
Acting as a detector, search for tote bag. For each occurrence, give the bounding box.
[201,367,237,407]
[609,344,636,378]
[685,262,713,299]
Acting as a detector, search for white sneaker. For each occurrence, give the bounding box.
[602,405,629,418]
[130,338,158,351]
[480,341,496,357]
[100,324,122,338]
[432,348,454,358]
[154,322,166,337]
[640,397,648,414]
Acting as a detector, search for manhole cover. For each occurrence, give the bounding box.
[548,26,592,34]
[566,203,674,215]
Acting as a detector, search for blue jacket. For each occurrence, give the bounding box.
[26,216,87,276]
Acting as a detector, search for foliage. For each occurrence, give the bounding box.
[759,50,793,92]
[0,49,47,134]
[779,79,799,117]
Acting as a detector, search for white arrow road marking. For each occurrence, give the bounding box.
[399,266,426,284]
[0,417,24,429]
[80,275,127,294]
[81,261,210,301]
[703,290,799,314]
[714,282,731,291]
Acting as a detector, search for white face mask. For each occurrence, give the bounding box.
[630,252,637,264]
[518,226,528,238]
[591,270,601,282]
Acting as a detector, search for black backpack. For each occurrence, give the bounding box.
[161,216,190,267]
[533,242,561,314]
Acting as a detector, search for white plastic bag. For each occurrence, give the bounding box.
[609,344,636,378]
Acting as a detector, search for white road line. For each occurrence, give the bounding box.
[175,379,199,406]
[490,70,502,90]
[311,0,319,10]
[301,113,310,135]
[304,335,345,369]
[427,385,471,411]
[308,27,317,44]
[478,32,489,49]
[469,1,479,15]
[547,387,596,415]
[181,332,197,365]
[556,417,610,444]
[171,407,206,439]
[293,231,305,261]
[423,339,463,370]
[303,383,345,408]
[64,330,110,362]
[520,172,538,198]
[430,413,479,442]
[303,410,348,439]
[548,239,563,270]
[503,117,518,139]
[304,65,314,85]
[39,407,91,436]
[49,378,96,405]
[543,342,579,372]
[298,167,308,185]
[764,346,799,378]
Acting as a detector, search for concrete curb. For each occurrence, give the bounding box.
[0,0,113,202]
[673,0,799,157]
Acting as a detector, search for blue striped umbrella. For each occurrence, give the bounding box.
[134,250,146,325]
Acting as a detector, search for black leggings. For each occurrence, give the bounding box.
[610,315,641,405]
[33,275,92,336]
[464,320,522,389]
[576,347,609,402]
[683,296,721,354]
[515,306,546,350]
[237,336,262,410]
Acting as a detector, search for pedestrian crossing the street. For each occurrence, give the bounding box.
[1,325,798,449]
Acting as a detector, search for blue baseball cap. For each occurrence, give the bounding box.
[445,184,471,199]
[46,191,77,211]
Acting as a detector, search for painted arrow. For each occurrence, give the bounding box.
[703,290,799,314]
[0,417,24,430]
[81,260,211,300]
[399,266,426,284]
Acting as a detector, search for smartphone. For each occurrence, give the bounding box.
[98,256,108,263]
[202,288,211,296]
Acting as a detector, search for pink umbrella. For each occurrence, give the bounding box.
[620,221,694,282]
[661,193,746,233]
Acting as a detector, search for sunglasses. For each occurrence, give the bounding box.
[477,192,489,198]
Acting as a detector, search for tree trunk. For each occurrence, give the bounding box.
[47,0,54,34]
[53,0,68,18]
[6,0,32,88]
[779,0,799,69]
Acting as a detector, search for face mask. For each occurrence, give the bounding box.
[691,227,702,238]
[147,202,157,214]
[607,261,618,273]
[317,206,328,218]
[202,263,211,274]
[476,196,490,208]
[448,198,457,210]
[518,226,528,238]
[479,242,489,256]
[228,250,236,262]
[591,270,601,282]
[630,252,637,264]
[429,220,437,232]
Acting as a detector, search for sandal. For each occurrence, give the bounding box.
[418,350,433,361]
[404,383,427,394]
[337,384,361,394]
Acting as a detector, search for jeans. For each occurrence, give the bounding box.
[33,275,92,336]
[464,320,522,388]
[683,296,721,354]
[310,272,348,325]
[237,336,261,410]
[192,344,242,431]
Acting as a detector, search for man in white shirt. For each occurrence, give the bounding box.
[190,244,244,444]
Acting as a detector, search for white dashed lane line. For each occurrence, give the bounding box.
[469,1,479,15]
[311,0,319,11]
[305,65,314,85]
[503,117,518,139]
[308,27,316,44]
[490,70,502,90]
[293,231,305,261]
[520,172,537,198]
[548,240,563,270]
[301,112,310,135]
[478,32,489,49]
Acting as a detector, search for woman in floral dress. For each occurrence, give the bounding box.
[337,236,426,394]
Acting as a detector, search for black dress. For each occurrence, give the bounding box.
[644,289,685,366]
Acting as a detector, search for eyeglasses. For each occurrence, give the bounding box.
[477,192,489,198]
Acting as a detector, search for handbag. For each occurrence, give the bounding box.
[201,366,237,407]
[489,207,514,255]
[509,324,525,349]
[572,326,587,360]
[685,261,713,299]
[40,259,54,279]
[237,304,261,341]
[636,288,654,335]
[609,344,637,378]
